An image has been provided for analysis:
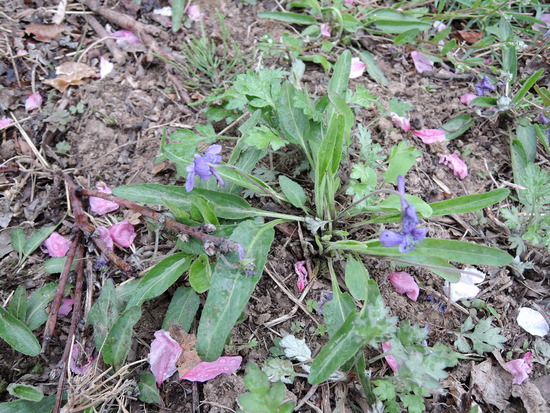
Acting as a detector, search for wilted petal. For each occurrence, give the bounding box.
[112,30,141,45]
[70,345,94,375]
[294,261,308,293]
[517,307,550,336]
[344,0,354,3]
[410,51,433,73]
[96,226,114,251]
[58,298,75,317]
[320,23,331,38]
[506,352,533,385]
[412,129,446,144]
[0,118,13,128]
[350,57,366,79]
[89,182,119,215]
[439,153,468,179]
[99,56,114,78]
[149,330,182,386]
[390,112,411,132]
[382,342,399,372]
[181,356,242,382]
[187,5,203,21]
[109,221,136,247]
[460,94,477,106]
[42,232,71,257]
[443,268,484,302]
[25,92,43,111]
[388,272,419,301]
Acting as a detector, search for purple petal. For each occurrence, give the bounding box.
[186,170,196,192]
[379,230,405,247]
[211,168,225,187]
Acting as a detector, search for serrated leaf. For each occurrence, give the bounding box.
[278,176,306,209]
[262,358,296,384]
[138,371,162,404]
[280,335,311,362]
[88,279,123,350]
[243,125,287,151]
[25,283,57,331]
[125,253,189,309]
[7,285,26,321]
[188,255,212,294]
[162,286,200,332]
[102,306,141,368]
[0,307,40,356]
[7,384,43,402]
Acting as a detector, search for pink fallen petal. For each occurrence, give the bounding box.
[99,56,114,78]
[320,23,331,38]
[533,14,550,32]
[388,272,419,301]
[112,30,141,46]
[70,345,94,375]
[149,330,182,386]
[382,342,399,372]
[89,182,119,215]
[294,261,309,293]
[58,298,75,317]
[344,0,354,4]
[410,51,434,73]
[97,226,114,251]
[439,154,468,180]
[506,352,533,385]
[187,5,204,21]
[350,57,366,79]
[42,232,71,257]
[390,112,411,132]
[433,21,447,32]
[25,92,43,111]
[412,129,446,144]
[181,356,242,382]
[109,220,136,248]
[0,118,13,128]
[460,93,477,106]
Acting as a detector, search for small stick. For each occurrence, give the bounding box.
[84,14,126,64]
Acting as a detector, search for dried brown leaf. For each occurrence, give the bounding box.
[25,24,64,42]
[170,325,202,377]
[44,62,97,92]
[455,30,484,44]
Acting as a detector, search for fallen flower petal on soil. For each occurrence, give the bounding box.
[350,57,366,79]
[97,227,114,251]
[58,298,75,317]
[109,221,136,248]
[70,345,94,375]
[89,182,119,215]
[25,92,43,111]
[112,30,141,45]
[153,6,172,16]
[294,261,309,293]
[533,14,550,33]
[99,56,114,78]
[460,93,477,106]
[444,267,485,302]
[0,118,13,128]
[412,129,446,144]
[181,356,242,382]
[433,20,447,32]
[390,112,410,131]
[439,153,468,180]
[42,232,71,257]
[517,307,550,336]
[382,342,399,372]
[388,272,419,301]
[320,23,331,38]
[410,51,433,73]
[187,5,204,21]
[149,330,182,386]
[506,352,533,385]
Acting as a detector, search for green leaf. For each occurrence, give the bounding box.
[441,114,474,140]
[0,395,55,413]
[258,11,317,25]
[25,282,57,331]
[344,258,369,301]
[7,285,26,321]
[324,263,355,337]
[7,384,43,402]
[512,68,544,104]
[189,254,212,294]
[171,0,185,33]
[23,226,57,257]
[454,317,507,354]
[197,220,275,361]
[279,176,307,209]
[0,307,40,356]
[368,10,431,34]
[190,195,219,225]
[394,28,420,45]
[300,54,331,72]
[10,229,25,254]
[42,257,77,274]
[126,253,190,309]
[243,125,287,151]
[277,82,312,161]
[383,143,421,183]
[88,279,123,350]
[360,50,388,87]
[428,188,510,217]
[440,38,457,55]
[138,371,162,404]
[470,96,498,107]
[102,306,141,368]
[328,50,351,101]
[162,286,200,332]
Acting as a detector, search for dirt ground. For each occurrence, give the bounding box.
[1,0,549,412]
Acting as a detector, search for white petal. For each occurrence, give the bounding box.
[460,267,485,285]
[517,307,549,336]
[444,280,480,302]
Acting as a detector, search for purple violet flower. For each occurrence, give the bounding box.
[475,76,496,96]
[186,145,225,192]
[539,114,548,125]
[379,176,426,253]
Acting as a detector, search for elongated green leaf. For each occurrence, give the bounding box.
[512,68,544,104]
[138,371,162,404]
[429,188,510,217]
[189,255,212,294]
[392,255,460,282]
[215,167,286,201]
[394,28,420,45]
[324,288,355,338]
[197,220,275,361]
[360,50,388,87]
[344,258,369,301]
[126,253,189,309]
[7,285,26,321]
[277,83,311,161]
[470,96,498,107]
[328,50,351,100]
[171,0,185,33]
[23,226,56,257]
[279,176,307,209]
[11,229,26,254]
[258,11,317,25]
[190,195,219,225]
[88,279,123,350]
[441,114,474,140]
[25,283,57,331]
[102,306,141,368]
[42,257,77,274]
[0,307,40,356]
[0,395,55,413]
[162,286,200,332]
[7,384,43,402]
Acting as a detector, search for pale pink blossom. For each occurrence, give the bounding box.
[350,57,366,79]
[460,93,477,106]
[25,92,43,111]
[111,30,141,46]
[294,261,309,293]
[533,14,550,33]
[433,21,447,32]
[382,342,399,372]
[89,182,119,215]
[439,153,468,180]
[70,345,94,375]
[506,352,533,385]
[187,5,204,22]
[388,272,419,301]
[0,118,13,128]
[99,56,114,78]
[96,226,114,251]
[109,221,136,247]
[58,298,75,317]
[320,23,331,38]
[42,232,71,257]
[412,129,446,144]
[181,356,242,382]
[389,112,411,132]
[149,330,182,386]
[410,51,433,73]
[344,0,354,4]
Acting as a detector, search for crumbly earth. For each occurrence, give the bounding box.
[0,0,549,412]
